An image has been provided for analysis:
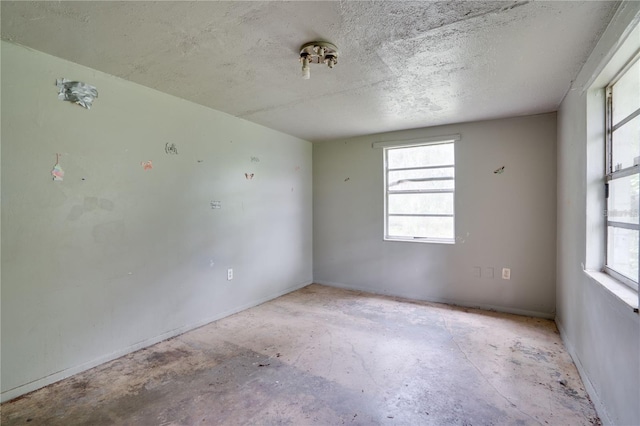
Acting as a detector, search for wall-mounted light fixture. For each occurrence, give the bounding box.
[299,41,338,80]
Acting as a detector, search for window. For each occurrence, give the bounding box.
[605,52,639,290]
[383,139,455,243]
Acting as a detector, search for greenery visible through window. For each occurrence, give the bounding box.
[605,53,639,290]
[384,141,455,243]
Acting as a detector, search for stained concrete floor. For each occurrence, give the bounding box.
[2,284,598,426]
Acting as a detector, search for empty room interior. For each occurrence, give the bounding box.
[1,1,639,425]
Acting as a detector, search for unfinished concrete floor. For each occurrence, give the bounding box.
[2,284,598,425]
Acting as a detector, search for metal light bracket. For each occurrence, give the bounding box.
[299,41,339,79]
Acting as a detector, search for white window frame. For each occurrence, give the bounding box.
[375,135,459,244]
[604,50,640,291]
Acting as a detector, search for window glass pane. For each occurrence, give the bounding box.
[612,59,639,125]
[388,167,454,191]
[387,143,454,169]
[388,193,453,215]
[385,142,455,242]
[611,114,640,170]
[607,226,639,281]
[608,173,639,225]
[388,216,454,239]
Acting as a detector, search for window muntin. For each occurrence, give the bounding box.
[608,174,639,225]
[388,216,454,240]
[605,54,640,290]
[611,59,639,124]
[388,167,455,191]
[384,141,455,243]
[607,227,639,282]
[611,114,640,170]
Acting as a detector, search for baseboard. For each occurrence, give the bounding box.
[0,279,312,403]
[314,280,555,319]
[555,319,612,425]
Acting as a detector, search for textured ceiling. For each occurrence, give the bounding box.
[1,1,618,142]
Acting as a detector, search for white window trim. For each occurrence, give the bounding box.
[584,270,639,312]
[585,18,640,311]
[603,50,639,292]
[372,134,461,149]
[378,135,459,244]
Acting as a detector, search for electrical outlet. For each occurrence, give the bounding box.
[227,268,233,281]
[502,268,511,280]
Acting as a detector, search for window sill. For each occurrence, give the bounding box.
[384,237,455,245]
[584,269,639,313]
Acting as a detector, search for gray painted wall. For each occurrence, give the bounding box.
[0,42,313,401]
[556,3,640,425]
[313,113,557,317]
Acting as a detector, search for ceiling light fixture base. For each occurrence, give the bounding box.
[299,41,339,79]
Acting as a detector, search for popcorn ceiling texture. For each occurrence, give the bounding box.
[0,1,617,141]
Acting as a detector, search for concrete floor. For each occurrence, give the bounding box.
[2,284,598,425]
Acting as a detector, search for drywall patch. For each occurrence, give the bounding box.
[484,267,495,279]
[250,156,260,163]
[92,220,125,244]
[99,199,115,211]
[84,197,98,212]
[210,201,221,209]
[67,197,115,221]
[67,205,84,221]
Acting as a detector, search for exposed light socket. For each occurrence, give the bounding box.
[502,268,511,280]
[227,268,233,281]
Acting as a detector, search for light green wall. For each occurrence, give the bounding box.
[556,3,640,424]
[0,41,313,401]
[313,113,557,317]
